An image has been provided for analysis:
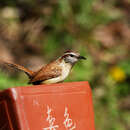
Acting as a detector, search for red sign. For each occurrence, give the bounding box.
[0,81,95,130]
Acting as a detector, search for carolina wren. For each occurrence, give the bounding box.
[2,51,86,85]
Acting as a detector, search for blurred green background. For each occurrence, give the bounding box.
[0,0,130,129]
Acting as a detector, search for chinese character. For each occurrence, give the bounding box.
[43,106,59,130]
[63,107,76,130]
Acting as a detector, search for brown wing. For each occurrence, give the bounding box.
[30,61,62,84]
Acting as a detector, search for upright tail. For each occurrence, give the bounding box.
[1,60,34,79]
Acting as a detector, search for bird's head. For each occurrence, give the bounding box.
[60,50,86,65]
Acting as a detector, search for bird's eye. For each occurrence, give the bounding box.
[70,54,74,57]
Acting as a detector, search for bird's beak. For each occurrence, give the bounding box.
[78,56,86,60]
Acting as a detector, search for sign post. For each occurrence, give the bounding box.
[0,81,95,130]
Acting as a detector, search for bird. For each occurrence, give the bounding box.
[1,51,86,85]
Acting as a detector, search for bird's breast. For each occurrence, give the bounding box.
[42,62,72,84]
[60,62,72,80]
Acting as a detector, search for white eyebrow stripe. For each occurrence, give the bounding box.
[65,52,79,56]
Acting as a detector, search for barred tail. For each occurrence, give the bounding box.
[2,61,34,79]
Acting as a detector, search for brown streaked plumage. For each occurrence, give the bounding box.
[1,51,86,85]
[29,60,62,84]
